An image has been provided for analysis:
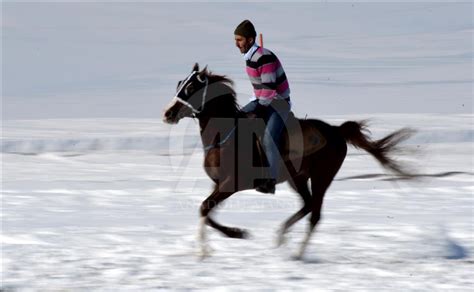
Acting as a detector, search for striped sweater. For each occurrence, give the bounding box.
[245,44,290,105]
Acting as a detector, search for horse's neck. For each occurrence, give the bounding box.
[198,90,240,147]
[199,115,237,148]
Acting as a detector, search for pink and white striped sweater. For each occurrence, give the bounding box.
[245,44,290,105]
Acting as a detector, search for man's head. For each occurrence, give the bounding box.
[234,20,256,54]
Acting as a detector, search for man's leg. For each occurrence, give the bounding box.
[258,100,290,193]
[241,100,259,113]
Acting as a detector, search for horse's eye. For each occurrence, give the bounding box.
[184,84,194,95]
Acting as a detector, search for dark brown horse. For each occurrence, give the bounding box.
[163,63,414,258]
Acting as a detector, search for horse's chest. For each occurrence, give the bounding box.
[203,148,223,180]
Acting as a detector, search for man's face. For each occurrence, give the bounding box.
[234,35,254,54]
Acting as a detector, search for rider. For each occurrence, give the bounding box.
[234,20,291,194]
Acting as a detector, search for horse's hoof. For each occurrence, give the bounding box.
[241,229,251,239]
[291,254,304,261]
[276,234,286,248]
[227,228,250,239]
[199,251,210,260]
[198,247,213,260]
[276,228,288,247]
[236,229,250,239]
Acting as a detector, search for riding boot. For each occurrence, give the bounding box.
[256,178,276,194]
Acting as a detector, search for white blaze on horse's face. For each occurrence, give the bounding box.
[163,70,208,124]
[163,71,197,124]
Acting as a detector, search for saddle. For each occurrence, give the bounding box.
[243,110,327,167]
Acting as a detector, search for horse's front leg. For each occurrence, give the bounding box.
[198,216,212,258]
[198,180,247,257]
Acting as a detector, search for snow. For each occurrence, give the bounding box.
[2,2,473,291]
[2,115,473,290]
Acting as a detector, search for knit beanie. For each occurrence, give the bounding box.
[234,20,257,39]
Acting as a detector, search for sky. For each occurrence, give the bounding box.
[2,2,473,119]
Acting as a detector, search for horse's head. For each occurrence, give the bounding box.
[163,63,210,124]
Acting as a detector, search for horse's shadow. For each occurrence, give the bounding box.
[336,171,473,181]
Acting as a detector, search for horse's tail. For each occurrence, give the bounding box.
[338,121,416,178]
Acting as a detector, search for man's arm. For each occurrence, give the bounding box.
[257,53,279,101]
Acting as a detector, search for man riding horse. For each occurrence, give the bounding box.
[234,20,291,194]
[163,21,415,259]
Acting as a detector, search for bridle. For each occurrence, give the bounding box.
[172,70,236,152]
[173,71,209,117]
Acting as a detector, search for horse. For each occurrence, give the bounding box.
[163,63,414,258]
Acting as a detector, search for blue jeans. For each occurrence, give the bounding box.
[241,99,291,180]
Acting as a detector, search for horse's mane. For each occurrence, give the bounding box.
[203,70,242,117]
[206,71,235,92]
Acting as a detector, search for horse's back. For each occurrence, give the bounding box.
[239,111,345,160]
[282,113,346,159]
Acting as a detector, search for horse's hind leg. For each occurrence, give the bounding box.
[277,175,311,247]
[297,158,344,259]
[296,183,325,259]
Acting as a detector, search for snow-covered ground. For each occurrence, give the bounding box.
[2,114,473,290]
[2,2,473,291]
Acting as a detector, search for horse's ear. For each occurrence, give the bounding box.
[198,65,208,81]
[192,63,199,72]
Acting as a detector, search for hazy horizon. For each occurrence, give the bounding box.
[3,2,473,120]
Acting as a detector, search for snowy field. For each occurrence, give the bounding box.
[2,2,473,291]
[2,115,473,291]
